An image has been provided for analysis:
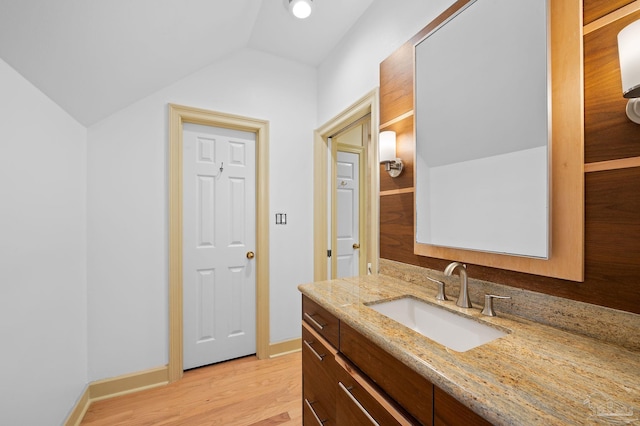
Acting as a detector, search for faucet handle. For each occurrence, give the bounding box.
[425,276,448,301]
[482,294,511,317]
[435,281,448,301]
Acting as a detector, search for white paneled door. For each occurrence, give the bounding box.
[336,150,360,278]
[182,123,256,370]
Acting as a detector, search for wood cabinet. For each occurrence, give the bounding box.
[302,296,339,425]
[434,387,492,426]
[302,323,337,425]
[340,322,433,425]
[336,354,415,425]
[301,295,493,425]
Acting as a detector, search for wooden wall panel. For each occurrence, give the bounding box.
[584,0,635,24]
[379,42,414,125]
[584,8,640,163]
[379,192,450,272]
[584,167,640,293]
[379,192,416,264]
[378,2,640,314]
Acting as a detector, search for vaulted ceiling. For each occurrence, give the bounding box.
[0,0,374,126]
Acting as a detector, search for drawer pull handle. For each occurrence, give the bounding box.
[338,381,380,426]
[303,339,326,361]
[304,398,327,425]
[304,312,326,330]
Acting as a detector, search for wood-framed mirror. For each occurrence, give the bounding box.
[413,0,584,281]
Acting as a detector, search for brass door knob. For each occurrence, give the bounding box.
[246,251,255,259]
[352,243,360,249]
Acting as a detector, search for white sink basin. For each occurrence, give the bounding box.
[367,296,507,352]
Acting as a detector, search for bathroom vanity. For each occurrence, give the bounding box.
[299,272,640,425]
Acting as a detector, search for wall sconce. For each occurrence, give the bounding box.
[618,19,640,124]
[379,131,403,177]
[288,0,313,19]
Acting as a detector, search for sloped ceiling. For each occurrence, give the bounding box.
[0,0,374,126]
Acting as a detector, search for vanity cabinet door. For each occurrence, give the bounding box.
[434,386,493,426]
[302,322,337,425]
[336,354,417,425]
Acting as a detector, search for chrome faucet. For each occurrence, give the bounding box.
[444,262,472,308]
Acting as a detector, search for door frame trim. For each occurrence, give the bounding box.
[168,104,270,382]
[314,89,380,280]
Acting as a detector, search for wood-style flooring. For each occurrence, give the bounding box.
[81,351,302,426]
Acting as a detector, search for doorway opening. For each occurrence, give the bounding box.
[313,90,380,281]
[168,104,270,382]
[332,116,370,278]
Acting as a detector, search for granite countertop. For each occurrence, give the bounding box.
[298,274,640,425]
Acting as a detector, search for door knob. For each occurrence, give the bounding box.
[352,243,360,249]
[246,251,255,259]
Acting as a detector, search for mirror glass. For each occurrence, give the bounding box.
[415,0,549,258]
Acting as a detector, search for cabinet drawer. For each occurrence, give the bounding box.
[340,322,433,425]
[303,397,333,426]
[302,295,339,348]
[337,354,417,425]
[302,322,337,425]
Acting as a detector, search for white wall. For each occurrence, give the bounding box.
[317,0,456,125]
[0,58,87,425]
[87,48,316,380]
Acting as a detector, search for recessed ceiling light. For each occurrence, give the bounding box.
[289,0,313,19]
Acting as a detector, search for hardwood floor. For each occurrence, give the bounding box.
[81,351,302,426]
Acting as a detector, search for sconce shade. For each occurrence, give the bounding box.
[379,131,397,163]
[618,19,640,99]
